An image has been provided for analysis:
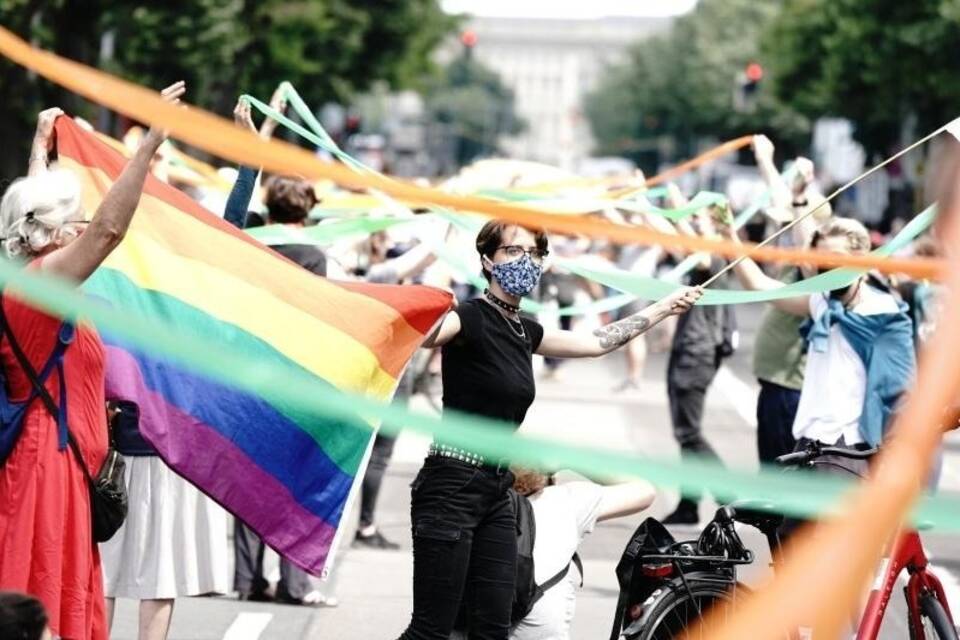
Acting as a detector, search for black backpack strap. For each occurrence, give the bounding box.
[533,551,585,610]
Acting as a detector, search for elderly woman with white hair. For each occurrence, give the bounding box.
[0,82,184,640]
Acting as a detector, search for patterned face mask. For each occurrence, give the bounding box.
[489,254,542,297]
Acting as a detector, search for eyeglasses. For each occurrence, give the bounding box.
[496,245,550,263]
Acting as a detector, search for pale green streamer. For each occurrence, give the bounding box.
[247,216,418,247]
[560,205,938,305]
[5,257,960,528]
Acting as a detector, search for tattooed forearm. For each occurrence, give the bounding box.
[593,314,652,350]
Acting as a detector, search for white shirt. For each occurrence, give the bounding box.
[792,286,900,445]
[510,482,605,640]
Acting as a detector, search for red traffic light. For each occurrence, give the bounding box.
[460,29,478,48]
[745,62,764,83]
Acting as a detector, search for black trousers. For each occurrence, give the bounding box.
[360,433,397,528]
[667,360,721,502]
[233,520,312,600]
[756,380,801,464]
[398,457,517,640]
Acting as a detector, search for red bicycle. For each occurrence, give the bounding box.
[613,442,958,639]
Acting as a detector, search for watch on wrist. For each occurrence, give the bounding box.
[792,197,809,208]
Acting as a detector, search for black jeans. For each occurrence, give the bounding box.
[398,457,517,640]
[360,433,397,528]
[756,380,801,464]
[667,362,721,502]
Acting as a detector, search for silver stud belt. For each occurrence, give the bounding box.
[427,442,485,467]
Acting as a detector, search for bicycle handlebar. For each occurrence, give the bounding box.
[775,444,879,467]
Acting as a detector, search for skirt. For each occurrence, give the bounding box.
[99,456,229,599]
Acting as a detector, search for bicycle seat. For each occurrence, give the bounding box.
[728,500,784,532]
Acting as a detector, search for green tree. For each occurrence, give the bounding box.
[0,0,456,180]
[763,0,960,155]
[585,0,808,168]
[424,54,525,167]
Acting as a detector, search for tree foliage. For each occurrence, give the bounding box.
[0,0,456,179]
[424,53,525,166]
[763,0,960,155]
[585,0,808,166]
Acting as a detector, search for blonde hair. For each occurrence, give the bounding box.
[811,217,871,254]
[0,169,84,259]
[512,467,551,497]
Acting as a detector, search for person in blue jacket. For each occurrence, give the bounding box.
[719,216,915,476]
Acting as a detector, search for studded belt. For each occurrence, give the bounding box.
[427,442,485,466]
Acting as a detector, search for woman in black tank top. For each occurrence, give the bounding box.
[397,221,701,640]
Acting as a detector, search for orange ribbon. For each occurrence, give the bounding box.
[0,26,945,279]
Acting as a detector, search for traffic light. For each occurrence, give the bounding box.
[460,29,477,49]
[733,62,763,112]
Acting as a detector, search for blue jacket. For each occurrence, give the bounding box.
[800,293,916,446]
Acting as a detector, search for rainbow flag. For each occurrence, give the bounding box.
[54,118,452,574]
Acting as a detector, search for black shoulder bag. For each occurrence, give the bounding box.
[2,308,128,543]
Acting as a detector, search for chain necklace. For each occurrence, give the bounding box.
[482,291,526,339]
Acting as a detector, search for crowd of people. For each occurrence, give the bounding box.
[0,79,953,640]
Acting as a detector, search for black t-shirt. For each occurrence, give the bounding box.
[274,244,327,277]
[441,298,544,427]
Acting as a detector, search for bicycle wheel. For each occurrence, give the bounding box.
[910,593,959,640]
[624,582,735,640]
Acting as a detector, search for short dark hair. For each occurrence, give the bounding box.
[0,592,48,640]
[264,176,318,224]
[475,221,549,282]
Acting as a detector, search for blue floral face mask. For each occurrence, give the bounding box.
[488,254,542,297]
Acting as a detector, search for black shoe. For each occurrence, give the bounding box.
[237,590,273,602]
[353,529,401,550]
[662,500,700,526]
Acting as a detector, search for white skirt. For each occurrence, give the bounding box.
[100,456,230,599]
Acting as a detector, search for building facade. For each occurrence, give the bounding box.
[448,16,672,171]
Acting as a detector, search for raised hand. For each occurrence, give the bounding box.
[259,84,288,140]
[663,286,703,315]
[233,98,256,134]
[752,134,774,162]
[34,107,64,151]
[145,81,187,146]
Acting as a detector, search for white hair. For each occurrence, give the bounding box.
[0,169,84,259]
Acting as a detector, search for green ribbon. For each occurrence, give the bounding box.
[4,254,959,529]
[560,205,937,305]
[246,217,417,247]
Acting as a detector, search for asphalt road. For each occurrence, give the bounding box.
[110,303,960,639]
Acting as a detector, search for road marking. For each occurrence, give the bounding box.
[222,612,273,640]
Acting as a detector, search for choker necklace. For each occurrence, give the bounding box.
[484,289,520,314]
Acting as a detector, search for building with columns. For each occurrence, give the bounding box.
[446,16,672,171]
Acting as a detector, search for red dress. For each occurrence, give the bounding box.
[0,290,109,640]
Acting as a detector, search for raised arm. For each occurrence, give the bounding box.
[43,82,186,283]
[716,210,810,316]
[28,108,64,177]
[753,135,793,220]
[536,286,701,358]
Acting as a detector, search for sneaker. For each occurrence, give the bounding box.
[662,500,700,526]
[353,529,401,550]
[275,590,338,608]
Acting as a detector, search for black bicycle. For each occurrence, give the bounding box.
[610,442,958,640]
